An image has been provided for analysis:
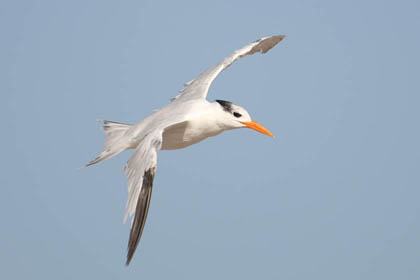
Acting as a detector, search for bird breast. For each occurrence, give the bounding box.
[161,117,223,150]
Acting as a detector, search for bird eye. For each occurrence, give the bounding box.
[233,112,242,118]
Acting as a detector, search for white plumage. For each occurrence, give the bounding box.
[86,35,285,265]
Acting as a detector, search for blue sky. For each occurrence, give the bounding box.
[1,0,420,279]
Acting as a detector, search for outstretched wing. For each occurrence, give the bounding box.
[171,35,285,103]
[123,130,162,265]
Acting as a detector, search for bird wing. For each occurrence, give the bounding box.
[123,130,162,265]
[171,35,285,103]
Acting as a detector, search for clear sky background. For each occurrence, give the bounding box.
[2,0,420,279]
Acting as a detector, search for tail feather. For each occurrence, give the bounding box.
[86,120,132,167]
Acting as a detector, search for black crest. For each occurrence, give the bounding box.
[215,99,233,113]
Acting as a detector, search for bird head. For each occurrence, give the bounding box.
[214,100,274,138]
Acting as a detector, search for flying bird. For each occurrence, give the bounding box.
[86,35,285,265]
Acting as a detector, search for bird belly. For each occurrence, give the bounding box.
[161,120,222,150]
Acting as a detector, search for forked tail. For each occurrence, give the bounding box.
[86,120,132,166]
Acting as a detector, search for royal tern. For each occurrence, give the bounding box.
[86,35,285,265]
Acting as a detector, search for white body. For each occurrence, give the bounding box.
[86,35,285,265]
[161,102,226,150]
[126,100,229,150]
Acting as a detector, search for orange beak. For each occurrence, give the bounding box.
[240,120,274,138]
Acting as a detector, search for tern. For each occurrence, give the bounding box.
[86,35,285,265]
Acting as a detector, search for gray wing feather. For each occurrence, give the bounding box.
[123,131,162,222]
[123,131,162,265]
[126,167,155,265]
[171,35,285,103]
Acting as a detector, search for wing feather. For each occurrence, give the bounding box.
[126,167,155,265]
[123,132,161,222]
[123,131,162,265]
[171,35,285,102]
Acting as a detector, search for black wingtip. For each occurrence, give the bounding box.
[125,168,155,266]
